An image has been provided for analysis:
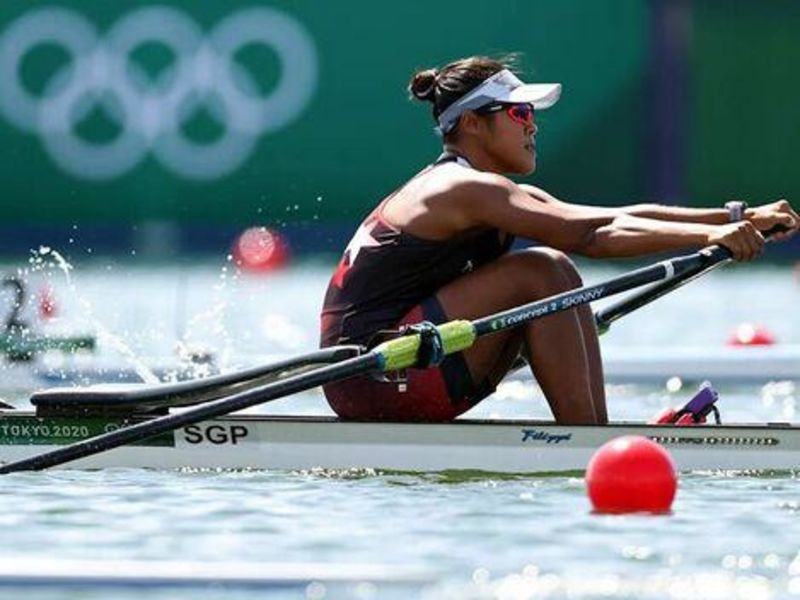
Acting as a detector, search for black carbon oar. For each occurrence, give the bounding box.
[595,225,787,333]
[30,345,362,411]
[0,244,733,474]
[595,260,722,334]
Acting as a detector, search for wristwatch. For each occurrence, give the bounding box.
[724,200,748,222]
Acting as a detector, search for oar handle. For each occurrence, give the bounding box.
[686,225,789,262]
[763,224,792,237]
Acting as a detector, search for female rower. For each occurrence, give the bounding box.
[320,56,798,424]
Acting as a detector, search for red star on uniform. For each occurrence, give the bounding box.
[332,220,381,288]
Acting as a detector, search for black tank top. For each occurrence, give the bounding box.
[320,155,514,347]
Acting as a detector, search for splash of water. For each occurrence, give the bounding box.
[178,260,242,368]
[25,247,162,384]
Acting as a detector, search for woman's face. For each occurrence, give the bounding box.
[480,103,537,175]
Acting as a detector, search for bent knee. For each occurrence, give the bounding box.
[486,250,579,301]
[504,248,582,286]
[532,248,581,280]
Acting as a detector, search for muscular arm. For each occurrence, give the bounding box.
[518,184,731,225]
[455,175,761,259]
[517,184,798,246]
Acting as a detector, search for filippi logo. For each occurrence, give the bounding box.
[521,429,572,444]
[0,6,318,180]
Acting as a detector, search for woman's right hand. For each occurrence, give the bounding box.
[706,221,765,261]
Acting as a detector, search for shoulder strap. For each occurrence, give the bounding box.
[433,152,473,169]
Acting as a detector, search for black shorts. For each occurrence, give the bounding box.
[323,296,495,422]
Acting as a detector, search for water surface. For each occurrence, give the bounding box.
[0,259,798,598]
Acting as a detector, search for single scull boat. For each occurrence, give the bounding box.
[0,409,795,473]
[0,239,793,475]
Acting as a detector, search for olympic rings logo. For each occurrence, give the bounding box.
[0,6,318,181]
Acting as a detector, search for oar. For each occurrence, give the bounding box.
[31,345,362,411]
[595,264,717,334]
[0,244,733,474]
[595,225,788,333]
[507,257,722,373]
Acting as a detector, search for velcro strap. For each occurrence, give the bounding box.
[400,321,445,368]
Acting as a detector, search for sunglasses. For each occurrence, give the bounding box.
[475,102,535,127]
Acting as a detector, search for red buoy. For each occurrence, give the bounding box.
[586,436,677,514]
[727,322,776,347]
[232,227,289,272]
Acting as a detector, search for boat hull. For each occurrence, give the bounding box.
[0,413,798,473]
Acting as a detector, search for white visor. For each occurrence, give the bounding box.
[435,69,561,136]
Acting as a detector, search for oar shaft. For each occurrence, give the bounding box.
[595,226,786,333]
[31,345,363,409]
[0,354,381,473]
[473,248,725,337]
[595,262,717,332]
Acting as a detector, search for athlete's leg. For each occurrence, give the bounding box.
[435,248,606,424]
[533,249,607,422]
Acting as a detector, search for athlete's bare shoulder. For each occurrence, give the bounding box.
[382,162,515,237]
[450,167,513,195]
[434,171,569,232]
[517,183,560,204]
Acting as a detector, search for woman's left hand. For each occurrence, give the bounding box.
[747,199,799,240]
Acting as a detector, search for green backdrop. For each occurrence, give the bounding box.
[0,1,647,230]
[0,1,797,246]
[689,0,800,206]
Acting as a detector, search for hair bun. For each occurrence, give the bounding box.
[408,68,438,102]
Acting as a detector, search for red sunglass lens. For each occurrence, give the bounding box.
[509,105,533,123]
